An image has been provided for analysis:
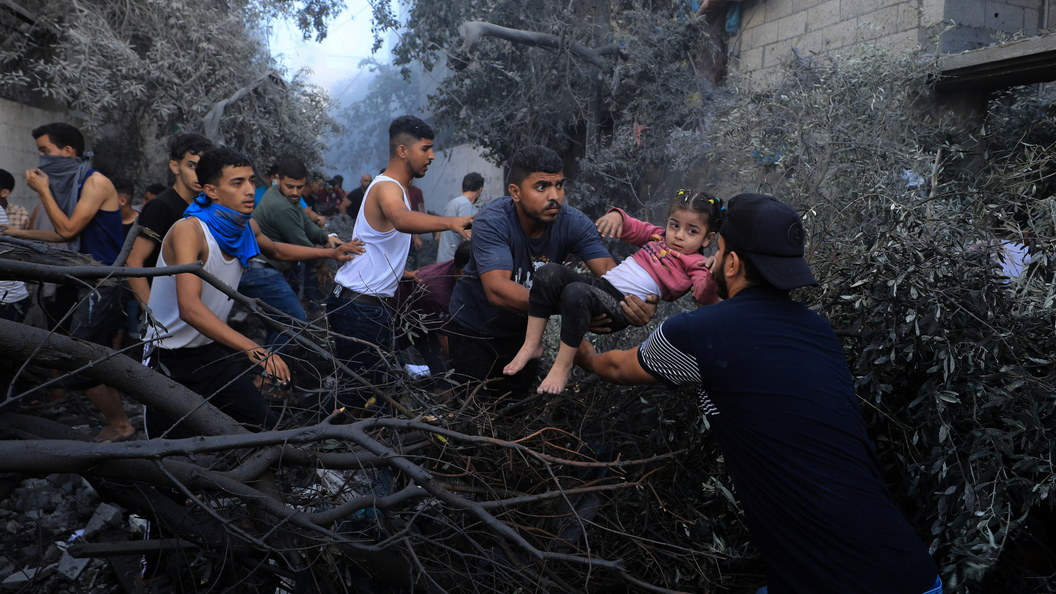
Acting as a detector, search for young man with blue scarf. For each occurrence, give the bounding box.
[142,147,360,438]
[2,122,133,443]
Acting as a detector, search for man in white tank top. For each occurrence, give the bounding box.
[326,115,473,412]
[143,147,360,438]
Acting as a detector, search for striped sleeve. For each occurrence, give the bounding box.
[637,323,702,388]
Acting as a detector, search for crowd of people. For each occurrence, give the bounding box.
[0,116,945,593]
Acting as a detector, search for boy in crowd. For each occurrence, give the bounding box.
[143,147,359,438]
[327,115,473,409]
[2,122,132,442]
[0,169,29,321]
[125,133,214,309]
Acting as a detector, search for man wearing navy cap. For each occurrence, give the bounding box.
[578,194,940,593]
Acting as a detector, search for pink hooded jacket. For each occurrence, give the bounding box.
[607,208,719,305]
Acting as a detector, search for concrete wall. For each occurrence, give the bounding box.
[729,0,1050,80]
[0,97,80,214]
[414,144,505,215]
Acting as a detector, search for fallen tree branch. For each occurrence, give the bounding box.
[457,21,621,71]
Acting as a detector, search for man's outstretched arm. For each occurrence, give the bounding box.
[575,342,659,385]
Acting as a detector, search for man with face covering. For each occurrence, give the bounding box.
[1,122,132,443]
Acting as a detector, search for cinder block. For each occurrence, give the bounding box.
[897,3,923,34]
[1023,7,1040,34]
[752,19,782,47]
[985,2,1026,31]
[840,0,873,21]
[860,5,900,34]
[767,0,797,21]
[948,1,986,27]
[778,10,809,40]
[736,46,765,73]
[819,17,861,49]
[763,39,795,67]
[806,0,842,31]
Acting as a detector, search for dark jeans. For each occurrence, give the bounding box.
[144,342,277,439]
[447,321,538,395]
[0,298,28,323]
[238,265,306,353]
[55,283,125,346]
[528,263,628,348]
[326,292,397,407]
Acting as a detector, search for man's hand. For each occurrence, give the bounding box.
[344,238,365,255]
[329,242,361,262]
[622,294,659,327]
[326,235,343,248]
[412,234,423,249]
[25,169,49,196]
[574,339,599,372]
[595,211,624,238]
[316,215,327,228]
[250,348,290,384]
[450,215,474,240]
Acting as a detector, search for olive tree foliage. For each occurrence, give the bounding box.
[704,45,1056,591]
[0,0,339,183]
[327,60,426,177]
[371,0,717,211]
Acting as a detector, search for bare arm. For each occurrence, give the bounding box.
[480,269,530,314]
[27,170,117,240]
[252,220,357,263]
[576,343,659,385]
[1,227,64,241]
[165,220,289,382]
[125,235,160,306]
[373,182,473,236]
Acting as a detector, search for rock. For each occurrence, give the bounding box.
[56,552,89,581]
[0,564,54,590]
[1,568,36,590]
[3,521,17,535]
[42,543,60,564]
[83,503,123,538]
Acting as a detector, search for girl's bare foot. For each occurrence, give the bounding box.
[537,356,575,394]
[503,342,544,376]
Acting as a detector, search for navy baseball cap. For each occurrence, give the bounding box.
[719,193,818,290]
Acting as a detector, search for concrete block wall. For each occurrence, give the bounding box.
[0,98,80,215]
[730,0,1050,80]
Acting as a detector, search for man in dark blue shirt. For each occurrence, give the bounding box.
[579,194,940,593]
[447,145,656,393]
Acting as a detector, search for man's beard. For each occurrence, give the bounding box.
[714,252,730,300]
[526,205,559,227]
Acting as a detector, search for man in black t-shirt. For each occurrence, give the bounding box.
[579,194,941,594]
[340,173,371,219]
[125,133,214,308]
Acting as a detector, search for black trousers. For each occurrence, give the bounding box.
[527,263,628,348]
[144,342,277,438]
[447,321,539,395]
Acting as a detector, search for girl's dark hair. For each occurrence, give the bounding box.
[668,189,724,233]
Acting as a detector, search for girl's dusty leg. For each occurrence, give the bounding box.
[504,316,548,376]
[537,341,579,394]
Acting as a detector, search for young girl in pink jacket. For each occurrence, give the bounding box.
[505,190,723,393]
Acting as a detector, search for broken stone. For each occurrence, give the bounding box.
[0,564,54,590]
[84,503,123,538]
[56,552,89,581]
[1,568,36,590]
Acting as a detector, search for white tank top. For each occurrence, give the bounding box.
[146,218,244,350]
[333,175,411,298]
